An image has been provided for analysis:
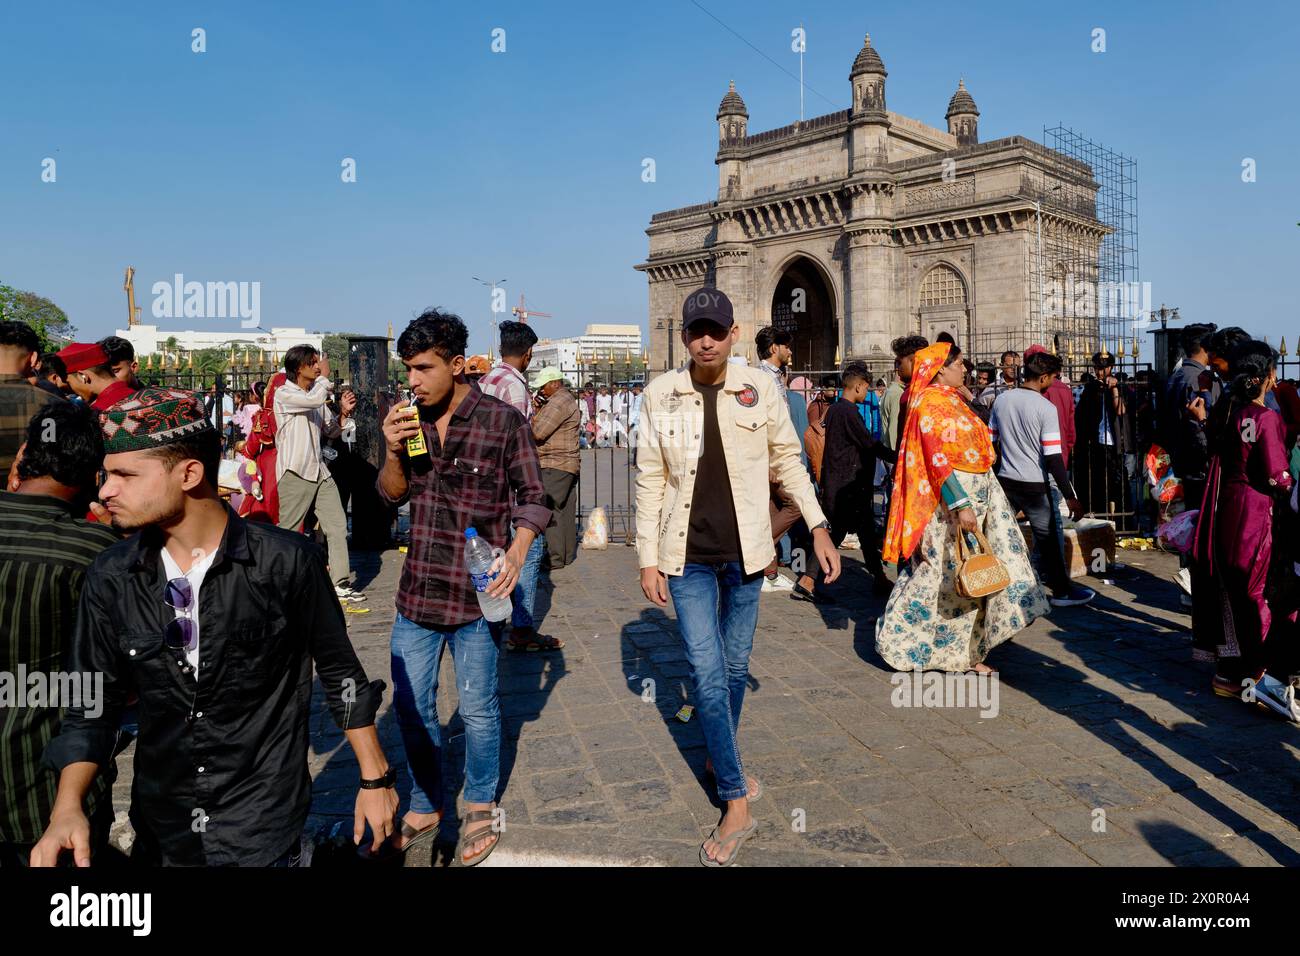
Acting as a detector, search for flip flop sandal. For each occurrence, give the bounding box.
[507,634,566,652]
[699,819,759,867]
[357,814,442,861]
[456,809,501,867]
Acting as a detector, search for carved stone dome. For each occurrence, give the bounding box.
[946,78,979,118]
[717,81,748,119]
[849,34,887,78]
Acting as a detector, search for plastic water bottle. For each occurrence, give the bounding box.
[464,528,511,622]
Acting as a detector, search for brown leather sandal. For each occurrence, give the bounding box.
[506,632,565,652]
[456,809,501,866]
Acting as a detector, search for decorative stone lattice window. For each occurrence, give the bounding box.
[919,265,967,307]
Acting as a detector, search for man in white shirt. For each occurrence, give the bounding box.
[206,384,235,451]
[612,387,629,447]
[754,326,791,399]
[754,326,797,591]
[274,345,363,602]
[976,350,1021,411]
[478,321,536,423]
[627,384,644,461]
[478,321,555,653]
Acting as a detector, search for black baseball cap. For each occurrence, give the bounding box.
[681,287,734,331]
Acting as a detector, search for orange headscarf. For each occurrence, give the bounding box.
[882,343,995,563]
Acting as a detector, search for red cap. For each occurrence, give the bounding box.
[57,342,110,374]
[1022,344,1047,358]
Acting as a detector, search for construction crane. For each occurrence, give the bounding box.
[124,266,142,326]
[511,294,553,324]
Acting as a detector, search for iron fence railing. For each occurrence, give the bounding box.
[143,369,271,456]
[573,361,1163,546]
[147,358,1163,544]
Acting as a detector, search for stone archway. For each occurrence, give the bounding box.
[770,256,837,371]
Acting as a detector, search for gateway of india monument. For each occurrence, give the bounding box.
[636,32,1109,374]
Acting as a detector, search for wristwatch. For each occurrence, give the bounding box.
[811,520,831,532]
[359,767,397,790]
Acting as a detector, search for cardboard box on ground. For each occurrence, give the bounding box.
[1019,518,1116,579]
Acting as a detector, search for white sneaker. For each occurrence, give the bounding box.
[762,574,795,592]
[1050,586,1096,608]
[840,533,860,551]
[1174,567,1192,596]
[1255,675,1300,723]
[335,584,366,603]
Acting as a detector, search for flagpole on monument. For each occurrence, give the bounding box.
[798,22,805,123]
[472,275,507,362]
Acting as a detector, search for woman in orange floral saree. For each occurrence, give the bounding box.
[877,343,1048,672]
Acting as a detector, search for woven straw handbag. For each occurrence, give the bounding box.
[954,527,1010,599]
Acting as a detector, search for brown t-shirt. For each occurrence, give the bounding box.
[685,381,741,565]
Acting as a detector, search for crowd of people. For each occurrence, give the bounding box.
[568,383,642,449]
[631,289,1300,863]
[0,313,587,868]
[2,291,1294,870]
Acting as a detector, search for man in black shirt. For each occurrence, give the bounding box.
[1073,351,1127,516]
[33,387,396,866]
[794,362,894,600]
[1161,324,1219,516]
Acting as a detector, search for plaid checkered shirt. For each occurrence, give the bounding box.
[378,385,550,628]
[0,374,64,474]
[477,361,533,422]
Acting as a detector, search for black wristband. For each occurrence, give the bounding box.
[359,767,397,790]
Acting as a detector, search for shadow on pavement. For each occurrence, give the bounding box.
[618,607,720,808]
[1000,639,1300,866]
[310,603,569,866]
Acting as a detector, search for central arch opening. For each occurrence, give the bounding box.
[770,257,836,371]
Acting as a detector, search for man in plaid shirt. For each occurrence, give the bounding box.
[1,321,64,475]
[477,321,535,423]
[378,309,550,866]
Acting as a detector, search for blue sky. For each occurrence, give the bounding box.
[2,0,1297,356]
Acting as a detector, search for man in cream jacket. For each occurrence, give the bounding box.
[636,286,840,866]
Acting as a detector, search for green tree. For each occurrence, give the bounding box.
[0,283,76,351]
[321,333,357,379]
[191,347,231,385]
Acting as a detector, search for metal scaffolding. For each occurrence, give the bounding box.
[1041,125,1140,362]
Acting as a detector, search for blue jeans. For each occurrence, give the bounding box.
[511,532,545,630]
[667,562,763,801]
[390,613,504,809]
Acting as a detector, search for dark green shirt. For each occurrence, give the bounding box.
[0,491,118,844]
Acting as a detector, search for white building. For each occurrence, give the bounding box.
[576,324,642,360]
[529,324,643,387]
[116,324,324,359]
[530,340,581,375]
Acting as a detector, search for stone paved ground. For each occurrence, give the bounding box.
[110,540,1300,866]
